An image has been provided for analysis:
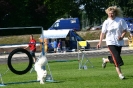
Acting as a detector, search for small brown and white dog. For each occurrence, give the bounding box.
[34,56,47,84]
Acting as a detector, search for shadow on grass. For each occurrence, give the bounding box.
[4,80,39,85]
[124,75,133,80]
[48,60,78,63]
[3,80,65,85]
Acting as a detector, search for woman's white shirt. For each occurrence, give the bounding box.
[102,17,128,46]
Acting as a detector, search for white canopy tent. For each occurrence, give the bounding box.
[42,29,70,38]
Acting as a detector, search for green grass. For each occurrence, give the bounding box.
[0,54,133,88]
[0,34,40,45]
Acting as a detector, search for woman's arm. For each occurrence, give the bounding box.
[97,33,105,48]
[118,30,127,40]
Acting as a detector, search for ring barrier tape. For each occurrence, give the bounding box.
[7,48,33,75]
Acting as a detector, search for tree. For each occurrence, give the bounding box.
[27,0,48,28]
[0,0,81,30]
[0,0,14,27]
[79,0,109,25]
[42,0,81,29]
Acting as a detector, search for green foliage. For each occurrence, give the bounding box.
[0,28,41,36]
[1,0,133,33]
[0,54,133,88]
[80,0,133,25]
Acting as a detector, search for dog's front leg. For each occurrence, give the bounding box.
[40,77,44,84]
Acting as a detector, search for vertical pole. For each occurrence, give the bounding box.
[41,27,54,82]
[0,74,3,85]
[77,41,80,69]
[41,27,45,56]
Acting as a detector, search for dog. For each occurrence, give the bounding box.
[34,56,47,84]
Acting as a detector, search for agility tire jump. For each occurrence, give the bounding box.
[7,48,33,75]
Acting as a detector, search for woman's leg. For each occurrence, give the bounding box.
[115,66,122,75]
[102,57,109,68]
[108,45,125,79]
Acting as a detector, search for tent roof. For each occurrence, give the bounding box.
[42,29,70,38]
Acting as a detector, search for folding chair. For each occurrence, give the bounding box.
[77,41,94,70]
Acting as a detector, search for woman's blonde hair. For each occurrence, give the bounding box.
[105,6,123,17]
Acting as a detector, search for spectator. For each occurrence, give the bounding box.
[57,39,62,52]
[62,38,66,53]
[39,37,48,54]
[24,34,37,63]
[53,39,57,53]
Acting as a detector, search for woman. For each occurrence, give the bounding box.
[97,6,128,80]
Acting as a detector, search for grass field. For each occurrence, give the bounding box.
[0,54,133,88]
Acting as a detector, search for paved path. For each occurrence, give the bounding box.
[45,47,133,60]
[0,47,133,64]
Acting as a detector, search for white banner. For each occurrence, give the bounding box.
[42,29,70,38]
